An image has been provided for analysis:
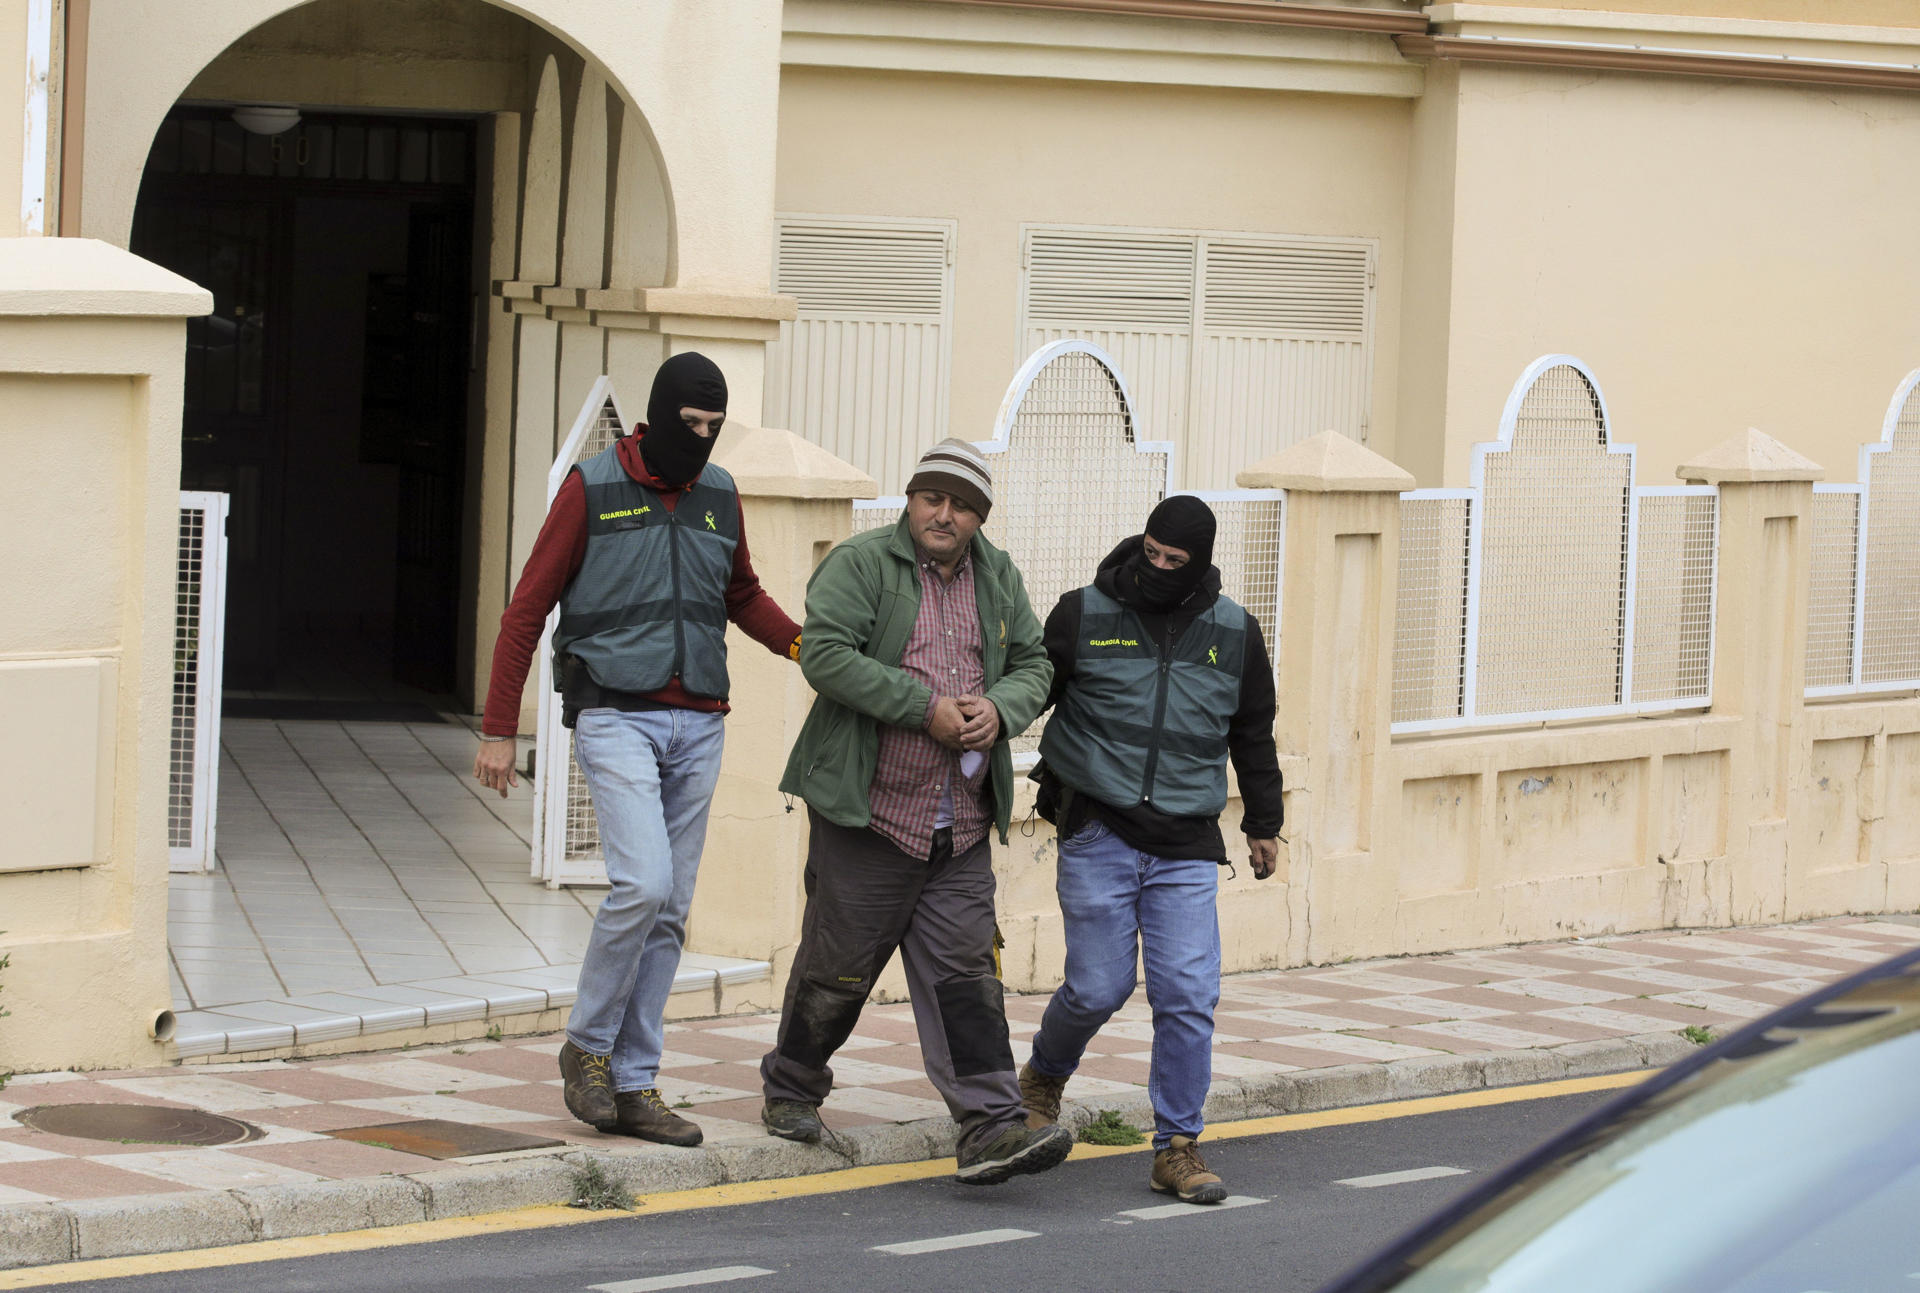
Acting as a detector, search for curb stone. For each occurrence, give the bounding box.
[233,1176,430,1242]
[0,1035,1660,1270]
[65,1191,254,1262]
[415,1157,579,1221]
[0,1204,70,1269]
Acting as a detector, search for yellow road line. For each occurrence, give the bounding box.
[0,1070,1647,1289]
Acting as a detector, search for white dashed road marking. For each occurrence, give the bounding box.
[1112,1196,1267,1222]
[1336,1166,1470,1189]
[590,1267,774,1291]
[872,1228,1040,1256]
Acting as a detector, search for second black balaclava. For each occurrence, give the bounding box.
[639,352,729,487]
[1125,495,1217,611]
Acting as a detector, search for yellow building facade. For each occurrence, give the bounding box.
[2,0,1918,1072]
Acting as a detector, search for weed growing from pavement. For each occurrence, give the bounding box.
[486,1024,505,1042]
[1079,1110,1145,1146]
[569,1158,637,1211]
[1682,1025,1714,1046]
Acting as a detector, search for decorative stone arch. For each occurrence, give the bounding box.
[520,52,566,285]
[78,0,786,292]
[1469,355,1637,719]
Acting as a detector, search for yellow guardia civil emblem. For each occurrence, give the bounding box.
[1208,645,1219,665]
[704,509,717,531]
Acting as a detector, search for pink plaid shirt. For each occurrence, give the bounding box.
[867,549,990,859]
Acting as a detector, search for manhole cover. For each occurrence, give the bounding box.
[328,1119,566,1160]
[14,1104,264,1147]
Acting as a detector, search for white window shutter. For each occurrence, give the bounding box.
[1025,230,1194,328]
[1201,239,1370,336]
[1189,234,1376,487]
[766,215,954,493]
[1020,225,1376,488]
[1020,228,1196,464]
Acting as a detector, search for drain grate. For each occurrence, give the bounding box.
[14,1104,264,1147]
[327,1119,566,1159]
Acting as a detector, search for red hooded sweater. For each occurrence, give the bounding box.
[480,429,801,736]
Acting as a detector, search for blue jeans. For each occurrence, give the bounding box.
[1028,819,1222,1148]
[567,707,725,1091]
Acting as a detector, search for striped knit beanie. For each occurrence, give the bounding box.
[905,438,994,519]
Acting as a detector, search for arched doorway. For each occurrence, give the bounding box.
[133,106,478,697]
[103,0,764,1057]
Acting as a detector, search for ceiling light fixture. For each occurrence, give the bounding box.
[231,104,302,136]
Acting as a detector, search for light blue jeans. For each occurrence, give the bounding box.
[567,707,725,1091]
[1028,819,1222,1148]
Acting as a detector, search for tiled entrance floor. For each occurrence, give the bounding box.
[10,917,1915,1204]
[169,716,765,1058]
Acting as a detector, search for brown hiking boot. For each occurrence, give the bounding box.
[615,1088,703,1147]
[558,1039,618,1130]
[1151,1136,1228,1205]
[1019,1062,1068,1129]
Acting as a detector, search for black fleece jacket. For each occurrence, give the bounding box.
[1031,535,1284,862]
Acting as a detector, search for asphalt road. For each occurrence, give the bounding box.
[47,1087,1618,1293]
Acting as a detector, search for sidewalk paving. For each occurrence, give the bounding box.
[4,915,1918,1268]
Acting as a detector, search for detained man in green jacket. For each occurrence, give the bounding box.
[759,439,1073,1185]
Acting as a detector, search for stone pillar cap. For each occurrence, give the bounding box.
[0,238,212,316]
[713,424,878,499]
[1236,430,1415,493]
[1676,428,1823,484]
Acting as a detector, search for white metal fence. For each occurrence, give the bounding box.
[1391,356,1718,733]
[171,491,229,873]
[1806,369,1920,698]
[531,378,628,888]
[856,340,1285,760]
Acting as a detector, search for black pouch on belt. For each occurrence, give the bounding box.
[559,654,604,729]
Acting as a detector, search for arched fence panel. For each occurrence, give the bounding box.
[1392,357,1717,733]
[855,340,1284,761]
[1807,370,1920,697]
[1861,374,1920,687]
[982,341,1173,650]
[531,378,629,888]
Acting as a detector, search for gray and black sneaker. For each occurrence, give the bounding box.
[761,1099,825,1144]
[955,1120,1073,1185]
[615,1088,703,1147]
[558,1039,618,1131]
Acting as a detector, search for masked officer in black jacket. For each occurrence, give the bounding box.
[1020,495,1283,1204]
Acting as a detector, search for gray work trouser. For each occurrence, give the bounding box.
[760,810,1025,1153]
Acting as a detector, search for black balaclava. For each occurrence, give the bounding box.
[1125,495,1217,612]
[639,352,729,487]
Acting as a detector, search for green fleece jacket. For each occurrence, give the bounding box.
[780,515,1052,844]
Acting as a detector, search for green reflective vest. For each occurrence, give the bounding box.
[1038,585,1247,818]
[550,448,740,700]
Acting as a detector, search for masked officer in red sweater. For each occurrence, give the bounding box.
[473,354,801,1145]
